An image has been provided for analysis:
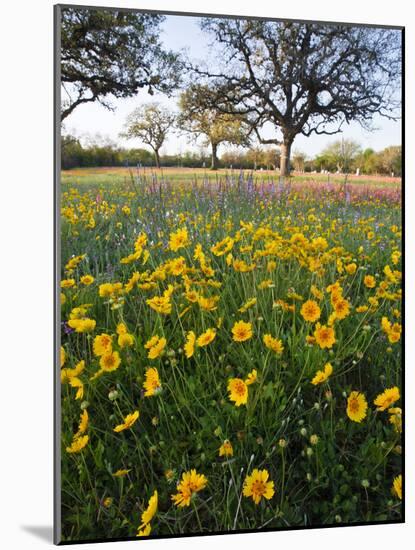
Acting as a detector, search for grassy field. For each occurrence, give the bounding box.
[60,169,402,541]
[61,166,401,188]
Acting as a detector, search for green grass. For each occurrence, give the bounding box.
[61,166,401,189]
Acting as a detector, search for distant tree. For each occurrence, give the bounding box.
[314,152,336,173]
[304,158,316,173]
[221,149,245,169]
[355,148,377,175]
[245,147,266,170]
[291,150,307,172]
[60,7,182,120]
[319,139,362,173]
[177,84,250,170]
[119,148,154,167]
[262,148,280,170]
[121,103,175,168]
[61,134,84,169]
[180,150,210,168]
[193,20,401,177]
[376,146,401,176]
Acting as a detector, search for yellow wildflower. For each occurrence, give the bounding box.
[100,350,121,372]
[374,387,400,411]
[311,363,333,385]
[314,323,336,349]
[113,411,139,432]
[300,300,321,322]
[138,490,158,531]
[145,336,167,359]
[118,332,134,348]
[245,369,257,386]
[143,367,162,397]
[346,391,368,423]
[196,328,216,347]
[171,469,207,507]
[219,440,234,457]
[169,227,189,251]
[392,475,402,499]
[80,275,94,285]
[263,334,284,354]
[243,469,275,504]
[93,333,113,357]
[184,331,196,358]
[66,435,89,454]
[227,378,248,406]
[231,320,253,342]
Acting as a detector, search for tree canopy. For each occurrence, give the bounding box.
[192,19,401,175]
[60,7,182,120]
[375,146,401,176]
[121,103,175,168]
[177,84,250,169]
[317,139,362,173]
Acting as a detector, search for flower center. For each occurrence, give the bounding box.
[235,381,246,396]
[252,480,266,496]
[349,398,359,413]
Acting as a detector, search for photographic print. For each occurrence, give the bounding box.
[55,3,403,544]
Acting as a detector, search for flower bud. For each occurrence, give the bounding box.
[108,390,119,401]
[310,434,319,446]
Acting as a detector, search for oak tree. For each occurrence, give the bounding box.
[193,20,401,176]
[177,84,250,170]
[121,103,175,168]
[60,7,181,120]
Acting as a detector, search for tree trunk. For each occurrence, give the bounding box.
[154,149,161,169]
[280,140,292,177]
[211,142,219,170]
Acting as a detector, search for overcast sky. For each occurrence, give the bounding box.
[63,14,402,158]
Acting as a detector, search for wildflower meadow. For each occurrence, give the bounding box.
[60,169,402,541]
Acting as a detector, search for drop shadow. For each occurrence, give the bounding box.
[21,525,53,543]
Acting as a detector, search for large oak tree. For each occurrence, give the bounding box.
[60,7,181,120]
[193,19,401,176]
